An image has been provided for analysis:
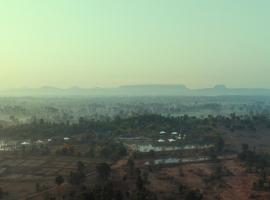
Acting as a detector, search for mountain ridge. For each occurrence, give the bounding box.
[1,84,270,96]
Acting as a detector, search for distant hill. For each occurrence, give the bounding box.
[118,84,188,95]
[1,84,270,96]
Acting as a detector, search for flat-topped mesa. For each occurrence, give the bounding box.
[118,84,188,90]
[213,85,227,90]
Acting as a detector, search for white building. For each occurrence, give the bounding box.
[21,141,30,145]
[158,139,165,143]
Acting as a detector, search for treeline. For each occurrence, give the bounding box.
[1,96,270,125]
[0,113,269,139]
[238,144,270,191]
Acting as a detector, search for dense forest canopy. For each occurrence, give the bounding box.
[0,112,269,141]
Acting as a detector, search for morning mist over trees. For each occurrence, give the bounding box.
[0,1,269,200]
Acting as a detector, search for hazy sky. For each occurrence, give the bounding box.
[0,0,269,89]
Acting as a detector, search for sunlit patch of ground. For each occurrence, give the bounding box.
[142,160,270,200]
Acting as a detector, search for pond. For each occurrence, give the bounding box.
[145,156,210,165]
[134,144,212,153]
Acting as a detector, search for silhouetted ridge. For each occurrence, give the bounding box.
[1,85,270,96]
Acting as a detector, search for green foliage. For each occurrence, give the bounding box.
[0,188,3,199]
[87,141,127,160]
[130,188,158,200]
[238,143,270,191]
[69,171,86,185]
[185,189,203,200]
[68,162,86,186]
[127,158,135,176]
[96,163,111,182]
[77,161,85,173]
[80,181,124,200]
[214,134,225,153]
[0,113,269,142]
[55,175,64,185]
[35,183,40,192]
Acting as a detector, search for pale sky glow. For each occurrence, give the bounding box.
[0,0,269,89]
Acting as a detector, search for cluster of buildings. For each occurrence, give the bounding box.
[20,137,70,146]
[157,130,186,143]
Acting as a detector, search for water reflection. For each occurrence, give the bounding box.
[145,157,210,165]
[135,144,212,153]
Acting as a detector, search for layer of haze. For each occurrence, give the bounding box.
[0,0,269,90]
